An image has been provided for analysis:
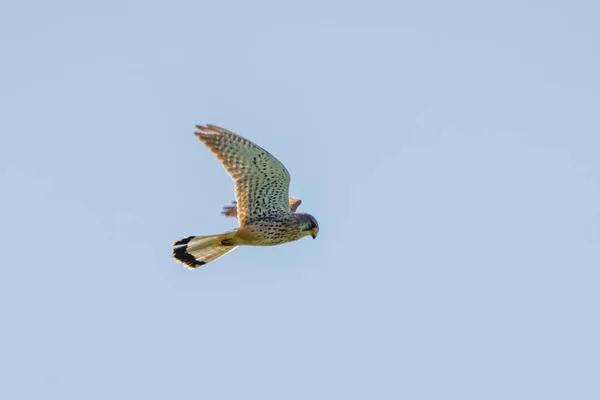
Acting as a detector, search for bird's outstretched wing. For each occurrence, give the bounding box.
[195,125,291,226]
[222,198,302,218]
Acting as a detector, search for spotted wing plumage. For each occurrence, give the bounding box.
[222,198,302,218]
[195,125,291,226]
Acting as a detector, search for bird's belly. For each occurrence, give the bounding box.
[236,225,301,246]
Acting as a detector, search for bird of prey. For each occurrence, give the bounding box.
[172,125,319,269]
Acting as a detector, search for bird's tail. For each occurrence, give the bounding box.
[172,230,238,269]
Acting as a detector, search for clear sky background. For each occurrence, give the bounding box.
[1,0,599,399]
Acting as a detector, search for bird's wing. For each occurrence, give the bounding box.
[289,198,302,212]
[221,201,239,218]
[195,124,291,226]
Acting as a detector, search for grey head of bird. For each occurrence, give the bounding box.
[296,213,319,239]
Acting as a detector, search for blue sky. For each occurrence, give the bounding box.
[1,0,599,398]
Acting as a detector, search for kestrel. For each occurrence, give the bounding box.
[172,124,319,269]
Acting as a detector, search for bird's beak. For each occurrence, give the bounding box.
[311,228,318,239]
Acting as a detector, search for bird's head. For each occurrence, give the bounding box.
[297,213,319,239]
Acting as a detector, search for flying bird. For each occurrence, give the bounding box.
[172,125,319,269]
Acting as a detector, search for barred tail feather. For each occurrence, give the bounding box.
[172,231,238,269]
